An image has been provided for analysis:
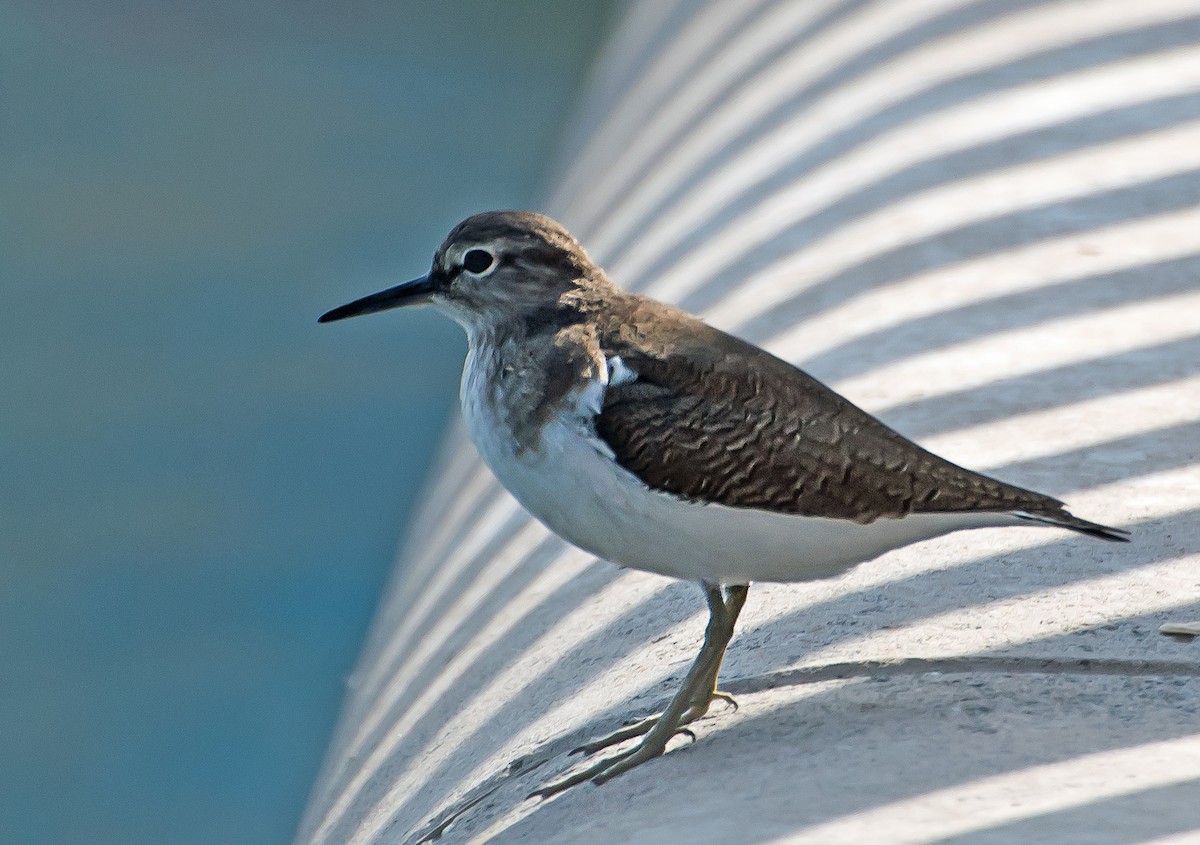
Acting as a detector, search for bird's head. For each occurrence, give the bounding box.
[318,211,605,334]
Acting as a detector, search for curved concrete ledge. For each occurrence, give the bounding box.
[296,2,1200,843]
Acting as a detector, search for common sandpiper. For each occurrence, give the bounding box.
[319,210,1127,795]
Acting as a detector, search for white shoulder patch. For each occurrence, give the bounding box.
[576,356,639,461]
[607,355,638,387]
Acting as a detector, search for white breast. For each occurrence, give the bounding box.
[462,351,1019,585]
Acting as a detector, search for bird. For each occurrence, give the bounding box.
[318,210,1128,796]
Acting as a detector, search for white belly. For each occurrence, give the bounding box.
[463,382,1017,585]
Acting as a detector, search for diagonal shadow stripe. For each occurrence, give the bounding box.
[605,16,1200,285]
[334,511,538,756]
[546,0,785,206]
[365,474,499,632]
[723,522,1199,688]
[805,252,1200,384]
[338,508,540,743]
[980,420,1200,497]
[582,0,1044,250]
[348,494,524,687]
[875,334,1200,442]
[559,0,875,234]
[718,653,1200,845]
[567,0,698,135]
[671,90,1200,315]
[922,779,1200,845]
[397,420,478,550]
[320,537,576,802]
[739,170,1200,346]
[354,475,502,668]
[311,578,698,845]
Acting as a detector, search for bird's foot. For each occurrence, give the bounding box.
[570,689,735,756]
[570,714,661,756]
[531,691,737,798]
[532,722,690,799]
[531,583,749,800]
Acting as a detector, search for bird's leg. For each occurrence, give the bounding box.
[571,584,749,756]
[534,583,749,798]
[704,583,749,712]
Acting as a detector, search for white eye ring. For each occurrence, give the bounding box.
[462,248,495,275]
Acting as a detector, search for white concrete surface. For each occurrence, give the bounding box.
[295,1,1200,843]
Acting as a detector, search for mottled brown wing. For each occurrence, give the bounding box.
[594,308,1063,525]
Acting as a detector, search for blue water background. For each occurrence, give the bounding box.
[0,3,611,842]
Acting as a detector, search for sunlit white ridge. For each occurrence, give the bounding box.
[766,735,1200,845]
[777,205,1200,364]
[596,0,1200,274]
[312,574,649,845]
[348,495,526,705]
[553,0,843,226]
[608,42,1200,290]
[829,290,1200,413]
[551,1,767,217]
[569,0,979,237]
[922,374,1200,471]
[690,121,1200,326]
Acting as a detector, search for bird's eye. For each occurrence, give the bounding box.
[462,249,494,274]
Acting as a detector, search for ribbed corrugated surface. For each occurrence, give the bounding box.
[296,2,1200,843]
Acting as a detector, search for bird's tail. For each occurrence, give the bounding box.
[1013,508,1130,542]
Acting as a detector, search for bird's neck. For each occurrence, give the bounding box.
[461,309,608,455]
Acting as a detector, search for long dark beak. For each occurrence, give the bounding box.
[317,275,438,323]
